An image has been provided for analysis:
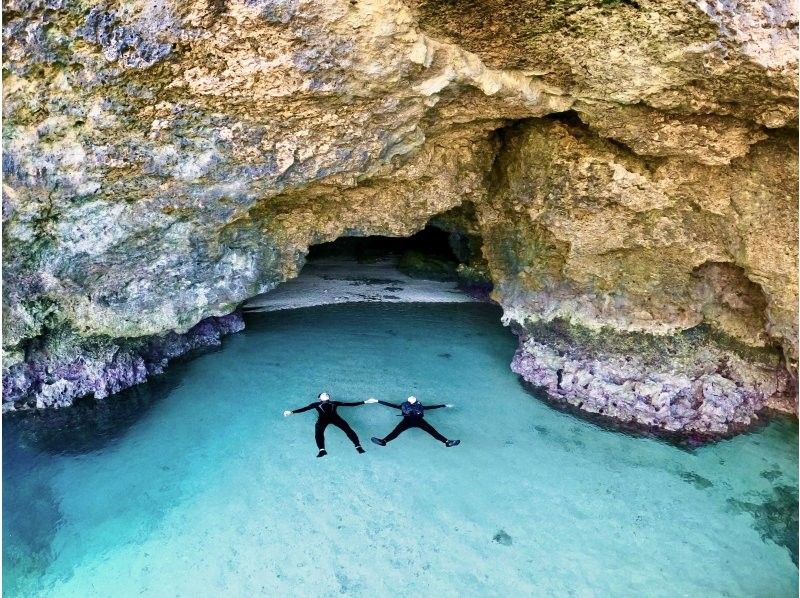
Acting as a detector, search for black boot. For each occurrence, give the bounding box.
[356,445,366,454]
[371,437,386,446]
[317,449,328,458]
[445,439,460,447]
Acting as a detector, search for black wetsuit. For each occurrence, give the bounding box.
[291,400,364,450]
[376,400,449,444]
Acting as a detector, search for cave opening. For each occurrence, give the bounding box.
[308,225,456,263]
[307,225,464,281]
[244,219,492,312]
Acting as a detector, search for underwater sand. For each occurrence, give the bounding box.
[4,303,798,596]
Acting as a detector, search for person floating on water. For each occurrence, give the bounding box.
[370,396,460,448]
[283,392,379,458]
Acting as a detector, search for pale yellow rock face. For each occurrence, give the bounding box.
[2,0,798,412]
[574,102,768,165]
[477,120,798,367]
[409,0,798,125]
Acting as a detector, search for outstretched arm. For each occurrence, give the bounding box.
[425,404,454,410]
[334,400,368,407]
[285,402,318,416]
[377,400,402,409]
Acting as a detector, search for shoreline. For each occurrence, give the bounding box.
[243,257,481,312]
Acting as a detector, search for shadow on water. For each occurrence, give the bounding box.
[524,374,800,566]
[2,436,62,595]
[3,348,214,456]
[519,379,701,452]
[2,347,211,595]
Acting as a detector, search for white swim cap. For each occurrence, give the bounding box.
[319,392,331,401]
[407,396,417,403]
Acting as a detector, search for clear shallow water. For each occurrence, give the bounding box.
[4,303,798,597]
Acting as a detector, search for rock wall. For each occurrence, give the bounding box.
[3,0,797,431]
[481,117,797,352]
[476,118,797,434]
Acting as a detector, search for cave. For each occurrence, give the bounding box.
[306,225,459,264]
[243,222,493,312]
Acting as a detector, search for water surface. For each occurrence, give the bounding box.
[4,303,798,596]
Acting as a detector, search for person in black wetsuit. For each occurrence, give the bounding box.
[370,396,460,448]
[283,392,378,458]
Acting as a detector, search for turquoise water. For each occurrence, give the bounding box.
[4,303,798,596]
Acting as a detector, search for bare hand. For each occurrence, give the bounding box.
[365,398,379,404]
[446,404,454,408]
[283,410,292,417]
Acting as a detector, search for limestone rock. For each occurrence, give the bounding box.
[510,320,790,434]
[480,119,797,365]
[574,102,768,165]
[2,0,797,431]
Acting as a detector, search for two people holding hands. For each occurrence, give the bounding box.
[284,392,459,458]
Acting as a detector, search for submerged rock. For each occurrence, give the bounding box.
[727,484,800,565]
[677,471,714,490]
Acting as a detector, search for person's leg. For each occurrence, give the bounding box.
[415,419,448,444]
[383,418,413,443]
[331,417,363,448]
[315,421,328,457]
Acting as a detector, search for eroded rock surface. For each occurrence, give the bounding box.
[3,0,797,432]
[511,320,790,435]
[481,119,797,357]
